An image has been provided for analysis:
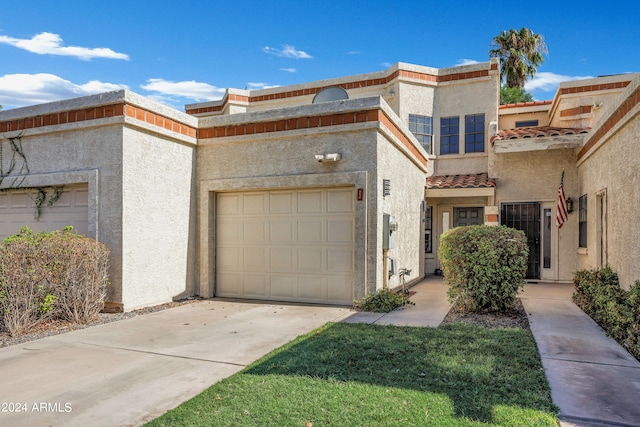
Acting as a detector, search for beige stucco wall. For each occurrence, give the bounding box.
[499,109,550,130]
[376,130,427,291]
[577,77,640,289]
[197,97,427,301]
[121,126,197,310]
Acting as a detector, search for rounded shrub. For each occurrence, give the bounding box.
[438,225,528,313]
[0,226,110,336]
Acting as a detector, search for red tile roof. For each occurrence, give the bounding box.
[491,126,590,144]
[426,173,496,189]
[499,100,552,109]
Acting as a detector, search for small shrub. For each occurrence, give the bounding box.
[0,226,110,336]
[0,235,57,336]
[439,225,528,313]
[353,289,414,313]
[573,267,640,361]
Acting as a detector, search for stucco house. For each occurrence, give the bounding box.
[0,58,638,311]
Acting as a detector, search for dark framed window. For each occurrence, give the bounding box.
[409,114,433,154]
[579,194,588,248]
[425,206,432,253]
[440,116,459,154]
[515,119,539,128]
[465,113,485,153]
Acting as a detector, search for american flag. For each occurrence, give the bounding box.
[556,170,568,228]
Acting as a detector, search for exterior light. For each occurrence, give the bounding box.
[566,197,574,213]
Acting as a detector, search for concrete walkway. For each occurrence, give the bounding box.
[343,275,451,327]
[521,282,640,427]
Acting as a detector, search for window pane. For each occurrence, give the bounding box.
[579,194,588,248]
[464,113,484,153]
[409,114,433,154]
[440,116,459,154]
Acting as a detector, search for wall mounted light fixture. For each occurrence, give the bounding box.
[566,197,574,213]
[315,153,342,162]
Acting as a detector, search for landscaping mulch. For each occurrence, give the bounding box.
[442,298,531,330]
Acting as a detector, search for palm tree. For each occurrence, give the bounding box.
[490,28,548,88]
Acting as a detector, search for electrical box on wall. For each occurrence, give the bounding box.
[383,213,398,250]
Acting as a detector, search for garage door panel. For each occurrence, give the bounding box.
[217,273,243,297]
[328,248,354,272]
[328,276,354,302]
[327,189,354,213]
[298,219,323,242]
[217,247,241,269]
[270,192,294,214]
[269,220,294,242]
[217,218,241,241]
[297,190,323,213]
[298,248,324,271]
[217,194,242,215]
[0,185,89,240]
[243,275,267,298]
[298,276,326,300]
[269,247,294,271]
[327,218,354,242]
[243,247,266,270]
[216,187,354,305]
[270,275,296,298]
[243,220,266,242]
[242,193,267,214]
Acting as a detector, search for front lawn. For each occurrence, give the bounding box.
[147,323,558,426]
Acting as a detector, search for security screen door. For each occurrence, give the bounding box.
[501,202,541,279]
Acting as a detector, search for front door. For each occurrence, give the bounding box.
[501,202,540,279]
[453,207,484,227]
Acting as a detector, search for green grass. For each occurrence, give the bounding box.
[147,323,558,426]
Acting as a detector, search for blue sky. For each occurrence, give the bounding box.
[1,0,638,111]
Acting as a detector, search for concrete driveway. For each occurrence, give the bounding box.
[0,299,352,427]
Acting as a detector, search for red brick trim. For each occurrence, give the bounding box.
[0,103,197,139]
[550,80,632,119]
[186,67,493,116]
[499,100,552,109]
[561,81,630,95]
[486,214,499,222]
[0,104,124,133]
[560,105,592,117]
[578,85,640,160]
[124,104,197,138]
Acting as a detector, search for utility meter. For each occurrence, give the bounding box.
[383,214,398,249]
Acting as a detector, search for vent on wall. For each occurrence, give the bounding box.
[312,87,349,104]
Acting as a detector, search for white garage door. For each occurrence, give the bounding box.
[0,184,89,240]
[216,187,355,305]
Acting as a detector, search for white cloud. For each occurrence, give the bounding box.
[280,68,297,73]
[455,59,480,66]
[262,44,313,59]
[0,73,128,108]
[0,32,129,61]
[525,72,594,93]
[346,50,361,55]
[247,82,280,90]
[140,78,226,102]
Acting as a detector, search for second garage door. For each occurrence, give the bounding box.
[0,184,89,240]
[216,187,355,305]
